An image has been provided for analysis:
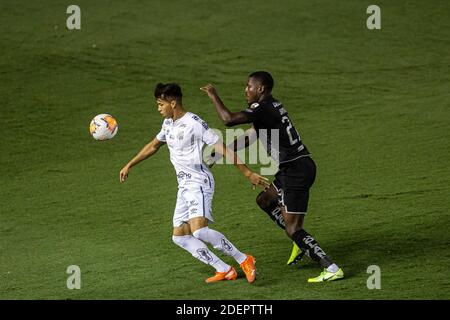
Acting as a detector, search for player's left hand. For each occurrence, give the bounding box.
[248,172,270,190]
[204,151,216,168]
[205,151,225,168]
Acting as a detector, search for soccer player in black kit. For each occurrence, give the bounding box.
[201,71,344,282]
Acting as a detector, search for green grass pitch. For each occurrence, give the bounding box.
[1,0,449,299]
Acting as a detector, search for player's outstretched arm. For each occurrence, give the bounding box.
[214,142,269,190]
[119,137,165,183]
[200,84,250,127]
[231,126,257,152]
[207,126,256,168]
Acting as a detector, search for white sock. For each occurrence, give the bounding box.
[210,260,231,273]
[172,235,230,272]
[327,263,339,273]
[192,227,247,264]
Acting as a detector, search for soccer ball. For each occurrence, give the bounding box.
[89,114,118,140]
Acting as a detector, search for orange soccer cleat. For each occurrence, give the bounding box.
[240,254,256,283]
[205,266,237,283]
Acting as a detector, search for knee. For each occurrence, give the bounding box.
[255,192,265,208]
[192,226,209,241]
[256,191,272,209]
[172,235,189,248]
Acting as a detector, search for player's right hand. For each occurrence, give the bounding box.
[200,84,218,99]
[119,166,130,183]
[248,172,270,190]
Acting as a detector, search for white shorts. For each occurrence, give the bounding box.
[173,187,214,227]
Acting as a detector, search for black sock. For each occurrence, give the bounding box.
[293,229,333,268]
[258,198,286,230]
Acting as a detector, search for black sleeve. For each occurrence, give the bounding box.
[241,102,264,122]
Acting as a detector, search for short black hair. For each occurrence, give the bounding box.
[249,71,274,93]
[154,83,182,102]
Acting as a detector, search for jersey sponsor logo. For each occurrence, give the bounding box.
[177,130,184,140]
[177,171,192,180]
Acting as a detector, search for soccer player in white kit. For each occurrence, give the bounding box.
[119,83,269,283]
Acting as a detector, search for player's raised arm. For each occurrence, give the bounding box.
[200,84,250,127]
[119,137,165,183]
[213,141,269,190]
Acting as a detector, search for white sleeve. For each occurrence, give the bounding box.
[202,128,220,146]
[196,120,219,146]
[156,123,166,142]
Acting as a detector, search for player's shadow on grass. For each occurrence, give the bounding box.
[313,226,444,280]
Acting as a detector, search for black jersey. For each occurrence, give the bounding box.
[242,97,310,164]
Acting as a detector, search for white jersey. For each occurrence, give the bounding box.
[156,112,219,190]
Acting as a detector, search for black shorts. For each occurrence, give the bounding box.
[273,156,316,214]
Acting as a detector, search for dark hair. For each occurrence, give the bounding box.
[249,71,274,93]
[154,83,182,102]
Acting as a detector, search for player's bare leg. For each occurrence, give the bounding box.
[281,207,344,282]
[256,184,303,264]
[256,184,286,229]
